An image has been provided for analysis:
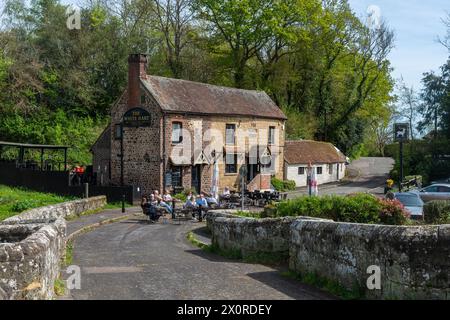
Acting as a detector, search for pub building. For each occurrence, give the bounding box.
[91,54,287,196]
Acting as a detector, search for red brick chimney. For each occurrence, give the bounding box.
[128,54,148,108]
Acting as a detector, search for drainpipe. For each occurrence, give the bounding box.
[163,113,167,193]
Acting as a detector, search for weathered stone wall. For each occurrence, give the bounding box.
[207,211,450,300]
[206,211,327,258]
[290,220,450,300]
[5,196,107,223]
[0,196,106,300]
[0,219,65,300]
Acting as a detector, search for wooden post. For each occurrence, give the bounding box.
[40,148,44,171]
[64,148,68,172]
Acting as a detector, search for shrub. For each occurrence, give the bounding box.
[283,180,296,191]
[274,193,412,225]
[424,201,450,224]
[173,193,187,202]
[379,199,410,225]
[271,178,296,192]
[276,193,382,224]
[271,178,284,191]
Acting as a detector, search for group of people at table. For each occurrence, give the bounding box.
[140,187,232,223]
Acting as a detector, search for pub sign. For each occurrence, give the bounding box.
[394,123,409,142]
[123,108,151,127]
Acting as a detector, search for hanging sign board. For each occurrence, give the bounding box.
[394,123,409,142]
[123,108,151,127]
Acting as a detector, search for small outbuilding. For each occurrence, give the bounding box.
[284,140,347,187]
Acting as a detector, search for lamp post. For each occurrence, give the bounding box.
[120,122,125,213]
[307,162,313,197]
[120,122,124,187]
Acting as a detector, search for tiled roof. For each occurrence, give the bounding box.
[284,140,347,165]
[141,76,287,120]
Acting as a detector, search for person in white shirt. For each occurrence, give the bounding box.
[195,193,208,222]
[222,186,231,197]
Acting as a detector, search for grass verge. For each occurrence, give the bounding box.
[0,185,74,221]
[54,278,66,297]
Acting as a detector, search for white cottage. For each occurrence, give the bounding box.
[284,140,347,187]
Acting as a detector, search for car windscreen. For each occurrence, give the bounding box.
[396,194,422,206]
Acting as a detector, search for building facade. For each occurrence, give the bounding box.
[284,140,347,187]
[92,54,286,195]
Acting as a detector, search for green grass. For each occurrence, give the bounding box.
[54,278,66,297]
[0,185,74,221]
[65,241,74,266]
[104,202,134,210]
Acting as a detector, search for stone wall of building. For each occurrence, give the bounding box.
[290,220,450,299]
[92,126,112,186]
[110,87,164,196]
[207,211,450,300]
[0,197,106,300]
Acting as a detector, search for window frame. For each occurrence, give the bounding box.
[114,124,122,140]
[317,167,323,175]
[225,124,236,145]
[171,166,182,188]
[172,122,183,144]
[298,167,305,175]
[268,126,276,145]
[225,153,238,174]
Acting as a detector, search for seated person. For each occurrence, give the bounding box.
[144,194,161,223]
[184,195,197,210]
[222,186,231,197]
[195,193,209,222]
[154,190,174,217]
[141,196,151,216]
[203,191,219,207]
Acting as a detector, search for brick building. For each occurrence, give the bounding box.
[91,54,286,195]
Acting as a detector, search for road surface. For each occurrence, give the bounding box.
[62,216,334,300]
[288,157,394,198]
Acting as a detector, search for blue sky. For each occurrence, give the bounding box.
[348,0,449,91]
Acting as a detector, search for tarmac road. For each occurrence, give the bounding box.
[288,157,395,198]
[63,217,334,300]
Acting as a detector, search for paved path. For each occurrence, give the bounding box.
[63,215,334,300]
[66,207,142,237]
[287,157,394,198]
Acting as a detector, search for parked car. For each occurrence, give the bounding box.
[431,177,450,185]
[394,192,424,218]
[411,184,450,202]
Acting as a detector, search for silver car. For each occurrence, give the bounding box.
[394,192,424,218]
[414,184,450,202]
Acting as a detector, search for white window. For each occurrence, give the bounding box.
[268,126,276,145]
[226,124,236,145]
[172,122,182,144]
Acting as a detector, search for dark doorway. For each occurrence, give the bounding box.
[247,157,260,183]
[192,165,202,194]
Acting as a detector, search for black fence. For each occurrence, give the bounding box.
[0,162,139,204]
